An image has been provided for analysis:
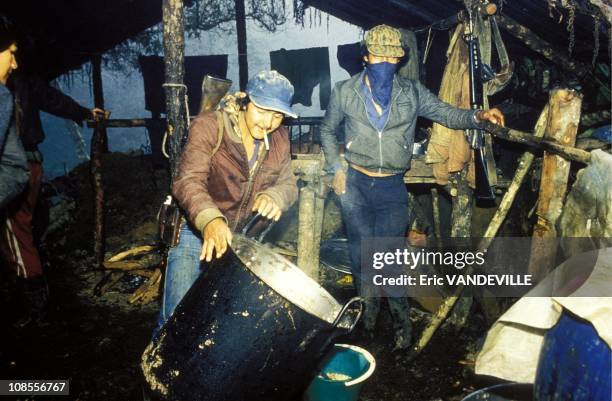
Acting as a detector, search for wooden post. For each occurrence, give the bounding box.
[528,88,583,282]
[296,155,325,280]
[297,184,317,279]
[448,171,473,238]
[163,0,187,179]
[235,0,249,90]
[90,54,107,269]
[430,187,442,241]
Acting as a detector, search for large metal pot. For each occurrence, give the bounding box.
[142,230,362,401]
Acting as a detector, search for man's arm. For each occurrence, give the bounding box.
[31,76,92,122]
[415,80,482,130]
[319,83,345,173]
[172,114,226,233]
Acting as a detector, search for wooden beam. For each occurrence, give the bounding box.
[528,89,583,282]
[496,15,591,78]
[162,0,187,179]
[482,121,591,165]
[235,0,248,90]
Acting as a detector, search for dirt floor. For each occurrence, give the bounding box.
[0,153,514,401]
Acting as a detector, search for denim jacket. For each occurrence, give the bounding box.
[320,72,481,174]
[0,84,29,209]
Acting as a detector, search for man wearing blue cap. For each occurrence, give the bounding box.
[154,70,298,333]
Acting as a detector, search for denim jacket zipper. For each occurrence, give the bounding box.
[353,85,403,173]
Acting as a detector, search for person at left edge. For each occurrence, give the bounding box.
[0,29,109,328]
[0,15,28,209]
[154,70,299,335]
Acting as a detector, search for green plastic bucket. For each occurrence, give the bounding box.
[304,344,376,401]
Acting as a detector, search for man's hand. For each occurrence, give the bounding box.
[476,108,505,126]
[201,217,233,262]
[91,108,110,121]
[332,169,346,195]
[252,194,282,221]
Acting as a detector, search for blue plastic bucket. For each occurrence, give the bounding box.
[535,311,611,401]
[304,344,376,401]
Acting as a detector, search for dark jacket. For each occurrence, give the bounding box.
[0,84,29,209]
[320,72,481,174]
[9,73,91,151]
[173,111,298,233]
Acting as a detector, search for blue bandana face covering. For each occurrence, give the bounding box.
[365,62,397,108]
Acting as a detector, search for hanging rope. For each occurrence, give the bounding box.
[566,0,576,57]
[161,83,190,159]
[422,26,435,65]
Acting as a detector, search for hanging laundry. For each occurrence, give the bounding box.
[270,47,331,110]
[138,55,228,116]
[337,42,363,77]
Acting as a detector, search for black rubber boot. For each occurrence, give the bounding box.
[14,276,49,329]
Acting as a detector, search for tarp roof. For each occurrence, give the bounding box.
[0,0,164,79]
[0,0,608,79]
[304,0,609,65]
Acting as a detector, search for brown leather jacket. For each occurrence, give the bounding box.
[173,111,298,233]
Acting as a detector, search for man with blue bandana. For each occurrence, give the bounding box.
[320,24,505,350]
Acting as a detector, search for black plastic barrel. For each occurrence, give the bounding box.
[142,235,362,401]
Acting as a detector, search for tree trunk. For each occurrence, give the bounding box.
[163,0,187,180]
[90,54,106,269]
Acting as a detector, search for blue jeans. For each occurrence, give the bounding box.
[153,224,204,337]
[340,168,412,341]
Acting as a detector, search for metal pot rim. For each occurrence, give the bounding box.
[232,235,343,325]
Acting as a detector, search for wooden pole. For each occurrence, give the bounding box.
[235,0,249,90]
[163,0,187,179]
[482,122,591,164]
[480,103,550,250]
[297,184,318,279]
[90,54,106,269]
[431,188,442,241]
[528,89,583,282]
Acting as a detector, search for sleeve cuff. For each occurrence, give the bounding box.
[194,208,227,233]
[472,109,482,125]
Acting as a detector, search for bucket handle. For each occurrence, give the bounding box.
[241,212,275,243]
[331,297,363,332]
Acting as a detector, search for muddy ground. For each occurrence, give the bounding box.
[0,153,530,401]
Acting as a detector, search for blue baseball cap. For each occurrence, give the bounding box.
[245,70,297,118]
